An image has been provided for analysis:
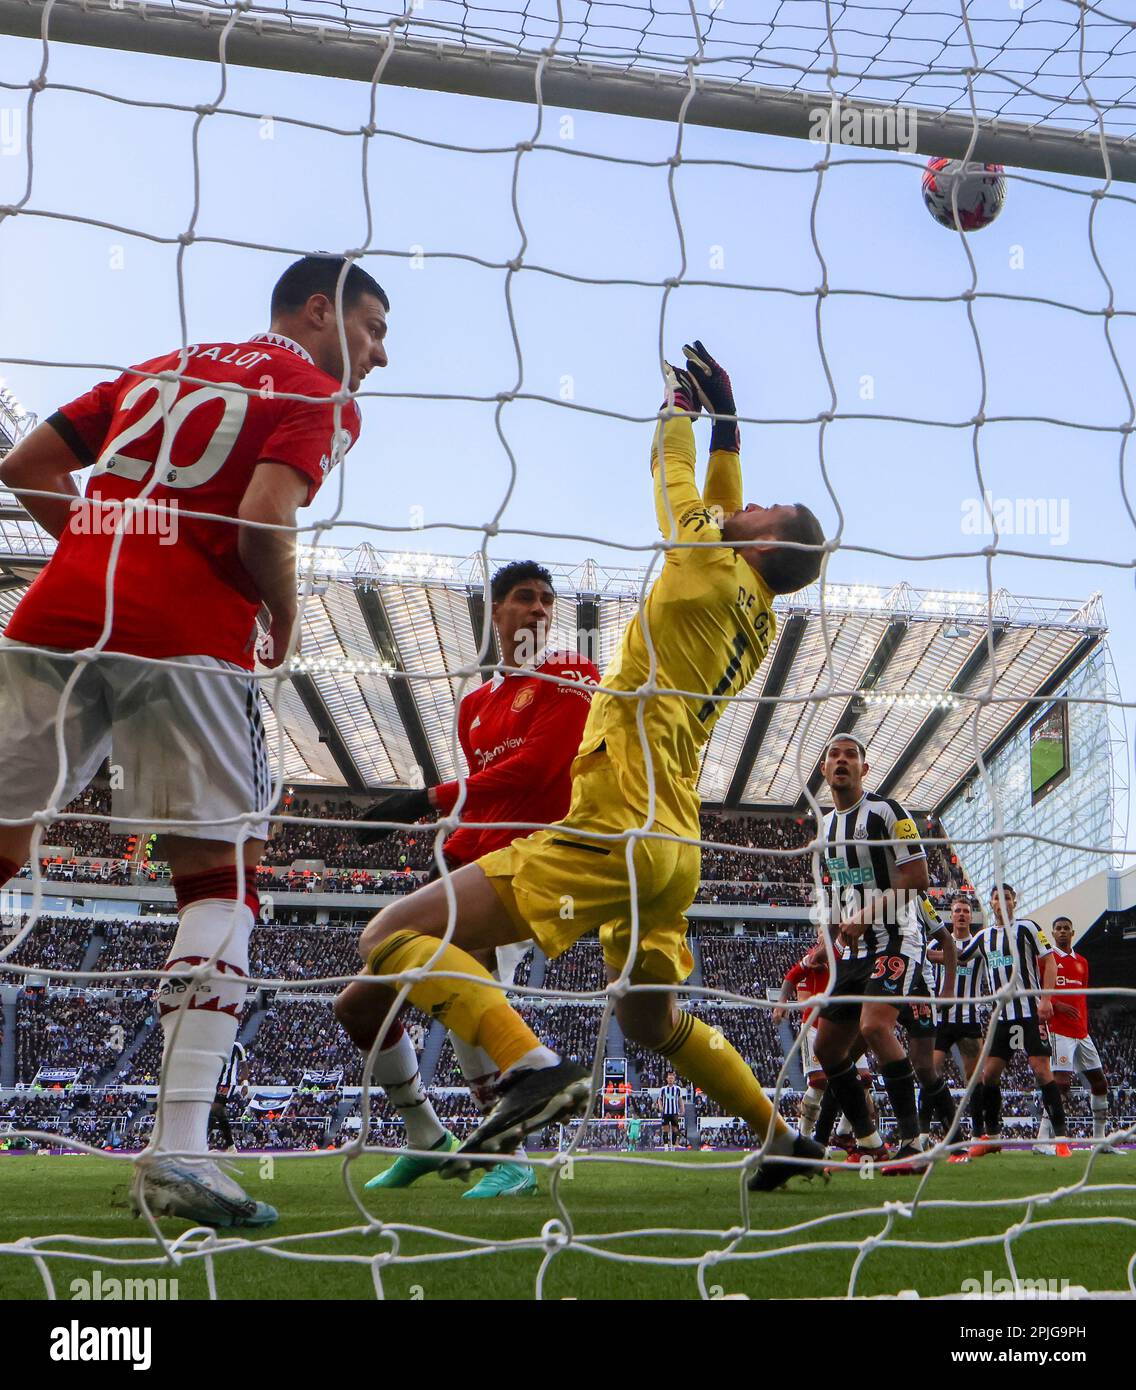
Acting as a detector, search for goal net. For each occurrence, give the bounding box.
[0,0,1134,1302]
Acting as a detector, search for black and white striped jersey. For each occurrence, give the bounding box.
[221,1041,247,1090]
[821,791,927,960]
[935,933,989,1026]
[971,920,1048,1023]
[659,1083,685,1116]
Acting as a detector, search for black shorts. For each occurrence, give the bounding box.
[898,970,938,1038]
[990,1017,1051,1061]
[819,940,923,1023]
[660,1113,682,1129]
[935,1022,983,1052]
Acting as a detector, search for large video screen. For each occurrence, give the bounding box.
[1029,702,1070,805]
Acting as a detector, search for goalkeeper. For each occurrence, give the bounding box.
[335,343,828,1190]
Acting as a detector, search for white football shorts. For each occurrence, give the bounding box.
[800,1017,870,1077]
[1050,1032,1102,1075]
[0,639,271,843]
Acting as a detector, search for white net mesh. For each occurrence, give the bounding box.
[0,0,1134,1301]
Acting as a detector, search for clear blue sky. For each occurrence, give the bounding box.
[1,30,1133,843]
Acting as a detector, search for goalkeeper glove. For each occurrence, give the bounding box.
[659,361,701,417]
[357,787,433,844]
[682,340,739,453]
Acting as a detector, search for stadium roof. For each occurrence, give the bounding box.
[0,502,1107,814]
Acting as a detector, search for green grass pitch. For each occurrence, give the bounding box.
[1,1151,1133,1300]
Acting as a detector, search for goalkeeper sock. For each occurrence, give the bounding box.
[367,931,542,1075]
[815,1086,842,1147]
[824,1062,880,1144]
[371,1023,447,1150]
[659,1012,788,1141]
[1091,1092,1109,1138]
[799,1085,823,1138]
[155,889,252,1156]
[1040,1081,1067,1138]
[881,1059,920,1145]
[1038,1115,1055,1143]
[0,855,20,885]
[982,1080,1002,1137]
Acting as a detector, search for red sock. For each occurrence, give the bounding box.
[172,865,260,919]
[0,856,20,885]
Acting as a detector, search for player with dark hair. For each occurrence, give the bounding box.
[0,254,387,1226]
[929,894,988,1147]
[812,733,940,1174]
[967,885,1070,1160]
[270,256,390,317]
[1040,916,1122,1155]
[335,341,829,1194]
[344,560,600,1197]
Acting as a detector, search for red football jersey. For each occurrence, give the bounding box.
[7,334,359,668]
[1047,948,1090,1039]
[785,951,829,1000]
[433,650,600,864]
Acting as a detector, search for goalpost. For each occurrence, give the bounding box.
[0,0,1134,1301]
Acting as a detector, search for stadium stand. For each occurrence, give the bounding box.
[1,803,1129,1154]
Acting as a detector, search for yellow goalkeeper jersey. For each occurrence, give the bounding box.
[575,414,776,840]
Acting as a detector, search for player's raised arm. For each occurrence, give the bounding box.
[650,362,708,551]
[682,340,742,520]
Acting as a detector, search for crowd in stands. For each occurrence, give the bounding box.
[10,793,968,911]
[96,921,175,976]
[248,926,360,984]
[257,866,425,896]
[542,943,604,995]
[245,1000,364,1085]
[1,915,97,982]
[700,935,808,998]
[0,790,1123,1157]
[14,989,152,1084]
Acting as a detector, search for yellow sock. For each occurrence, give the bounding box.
[368,931,541,1074]
[659,1012,788,1142]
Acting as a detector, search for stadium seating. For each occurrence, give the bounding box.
[1,801,1126,1154]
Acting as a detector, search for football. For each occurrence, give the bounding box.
[922,157,1007,231]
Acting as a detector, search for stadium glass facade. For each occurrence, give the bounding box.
[940,649,1117,913]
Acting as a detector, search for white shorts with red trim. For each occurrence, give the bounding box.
[0,639,271,843]
[800,1021,869,1079]
[1050,1032,1102,1075]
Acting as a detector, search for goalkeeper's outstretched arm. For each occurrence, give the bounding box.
[650,360,728,555]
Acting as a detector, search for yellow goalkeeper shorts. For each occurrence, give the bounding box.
[476,748,699,985]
